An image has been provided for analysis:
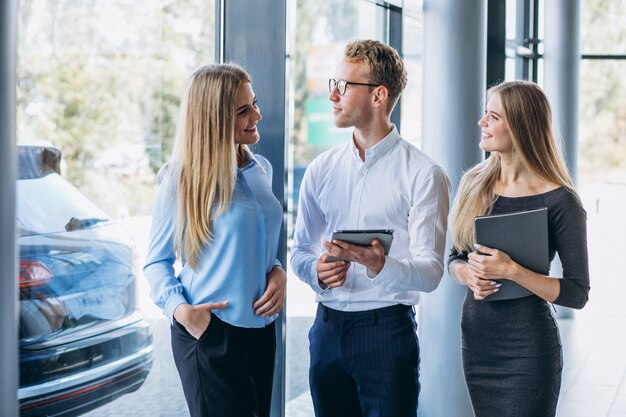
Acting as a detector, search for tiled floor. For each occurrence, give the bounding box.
[555,182,626,417]
[557,314,626,416]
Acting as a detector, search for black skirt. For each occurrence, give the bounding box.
[461,291,563,417]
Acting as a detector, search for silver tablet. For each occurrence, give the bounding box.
[327,229,394,262]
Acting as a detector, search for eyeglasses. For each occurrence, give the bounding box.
[328,78,380,96]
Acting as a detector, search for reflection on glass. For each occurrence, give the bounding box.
[16,145,152,415]
[16,1,215,415]
[17,146,135,345]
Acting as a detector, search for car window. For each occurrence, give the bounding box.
[17,174,111,236]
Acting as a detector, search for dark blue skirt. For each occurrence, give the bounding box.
[461,291,563,417]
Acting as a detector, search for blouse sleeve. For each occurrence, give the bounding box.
[254,154,283,270]
[447,247,469,268]
[143,166,187,322]
[552,192,590,309]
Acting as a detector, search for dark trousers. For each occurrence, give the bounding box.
[308,304,420,417]
[171,315,276,417]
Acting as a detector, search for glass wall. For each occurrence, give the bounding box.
[578,60,626,181]
[578,2,626,316]
[18,0,215,217]
[400,1,423,147]
[16,1,215,416]
[579,0,626,186]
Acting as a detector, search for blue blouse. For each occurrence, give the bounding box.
[144,155,283,328]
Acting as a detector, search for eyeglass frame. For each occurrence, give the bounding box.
[328,78,380,96]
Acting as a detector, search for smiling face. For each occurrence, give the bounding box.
[477,93,514,154]
[328,59,375,129]
[234,81,262,145]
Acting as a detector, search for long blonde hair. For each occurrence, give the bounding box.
[171,64,252,269]
[450,81,575,253]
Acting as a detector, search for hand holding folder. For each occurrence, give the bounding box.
[474,207,549,301]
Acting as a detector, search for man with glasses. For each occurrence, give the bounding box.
[291,39,451,417]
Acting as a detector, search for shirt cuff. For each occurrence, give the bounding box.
[370,256,395,286]
[164,293,188,324]
[309,262,330,294]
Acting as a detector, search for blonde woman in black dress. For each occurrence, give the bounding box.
[448,80,590,417]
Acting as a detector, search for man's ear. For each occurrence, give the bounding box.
[372,85,389,107]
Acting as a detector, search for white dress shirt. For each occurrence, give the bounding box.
[290,126,451,311]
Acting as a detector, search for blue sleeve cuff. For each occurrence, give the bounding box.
[164,293,188,324]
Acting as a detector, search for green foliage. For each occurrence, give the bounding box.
[17,0,215,216]
[579,0,626,178]
[292,0,358,165]
[15,0,624,216]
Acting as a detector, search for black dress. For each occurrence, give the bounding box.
[449,187,590,417]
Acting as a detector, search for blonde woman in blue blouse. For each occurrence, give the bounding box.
[144,64,285,417]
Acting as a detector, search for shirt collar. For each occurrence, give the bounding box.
[350,124,401,163]
[238,156,258,171]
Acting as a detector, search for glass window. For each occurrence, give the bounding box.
[17,1,215,416]
[581,0,626,54]
[401,1,423,148]
[504,0,542,82]
[18,0,215,218]
[578,59,626,184]
[579,0,626,188]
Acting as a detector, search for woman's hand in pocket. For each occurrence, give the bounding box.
[173,301,229,340]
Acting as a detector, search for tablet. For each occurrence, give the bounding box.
[327,229,394,262]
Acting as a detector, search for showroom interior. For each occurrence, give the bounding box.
[2,0,625,416]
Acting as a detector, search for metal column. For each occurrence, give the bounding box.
[418,0,487,415]
[543,0,579,319]
[486,0,506,87]
[543,0,580,185]
[0,0,18,416]
[221,2,287,416]
[388,5,403,128]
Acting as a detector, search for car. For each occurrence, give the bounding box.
[16,145,153,417]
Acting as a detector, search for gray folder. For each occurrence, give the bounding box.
[474,207,549,301]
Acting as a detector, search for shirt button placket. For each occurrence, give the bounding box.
[349,166,367,229]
